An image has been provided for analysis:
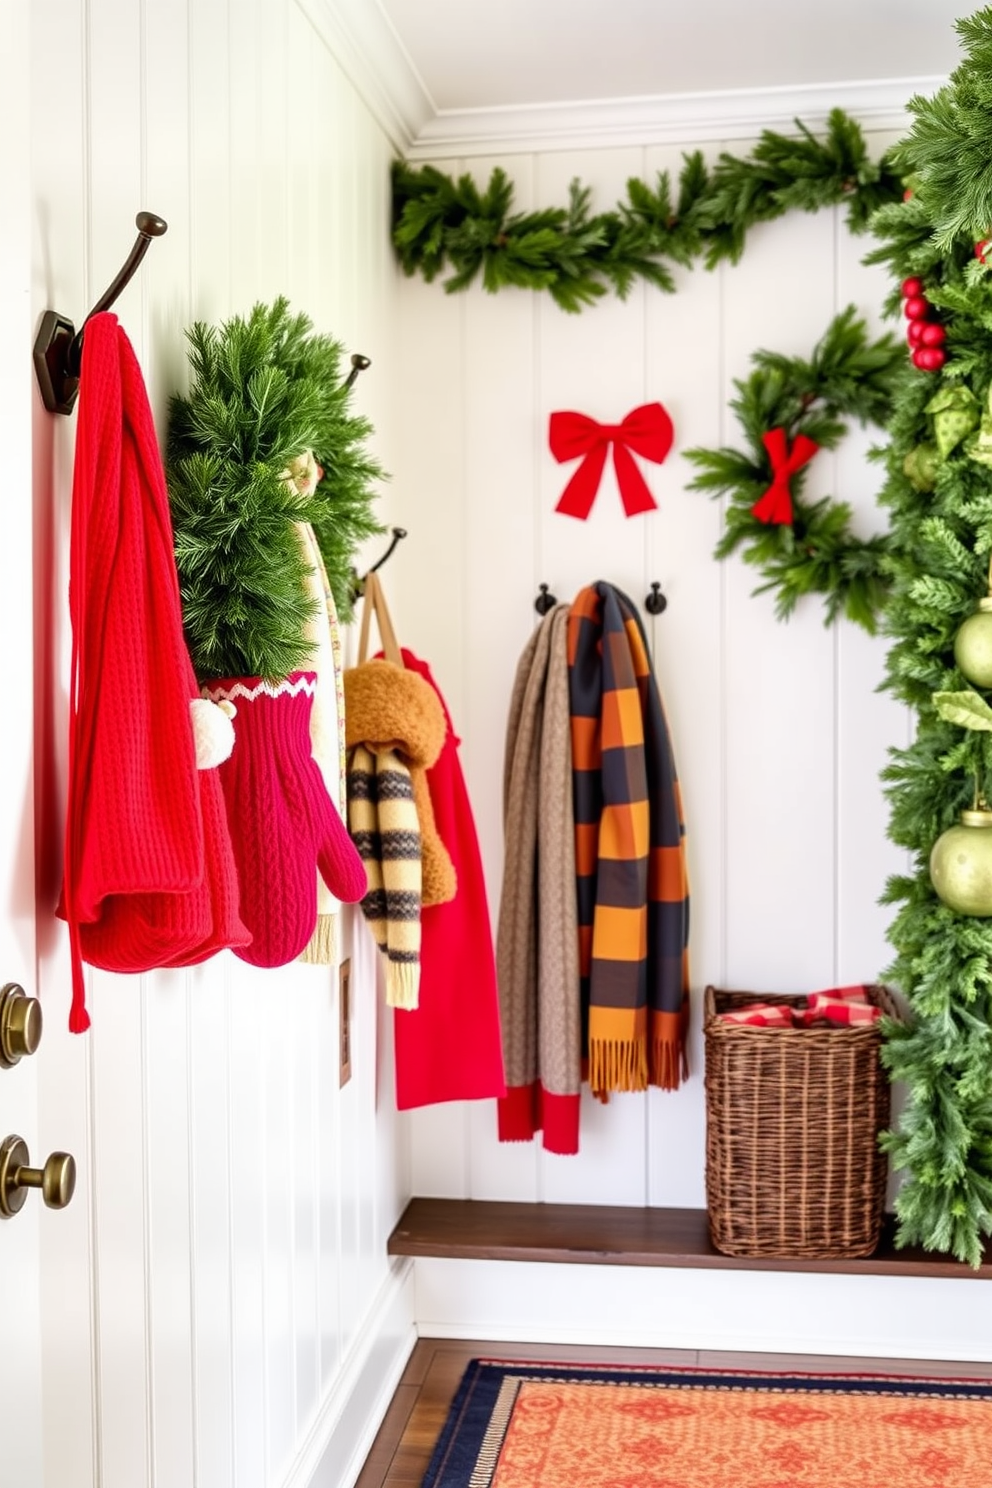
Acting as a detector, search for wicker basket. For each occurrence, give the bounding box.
[703,984,897,1260]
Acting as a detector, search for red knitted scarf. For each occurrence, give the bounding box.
[62,313,247,1030]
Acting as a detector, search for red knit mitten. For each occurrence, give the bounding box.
[206,673,367,967]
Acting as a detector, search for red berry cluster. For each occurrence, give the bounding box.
[901,277,946,371]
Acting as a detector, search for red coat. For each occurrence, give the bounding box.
[393,651,506,1109]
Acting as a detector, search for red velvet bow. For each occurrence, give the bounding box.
[549,402,674,520]
[751,427,820,526]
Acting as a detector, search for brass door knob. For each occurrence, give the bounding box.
[0,983,43,1068]
[0,1135,76,1217]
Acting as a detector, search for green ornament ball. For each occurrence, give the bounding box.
[903,443,939,492]
[954,600,992,688]
[930,808,992,916]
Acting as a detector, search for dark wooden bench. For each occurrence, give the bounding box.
[388,1199,992,1278]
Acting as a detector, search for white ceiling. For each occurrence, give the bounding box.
[376,0,965,112]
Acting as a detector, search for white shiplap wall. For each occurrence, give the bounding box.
[388,137,912,1209]
[27,4,413,1488]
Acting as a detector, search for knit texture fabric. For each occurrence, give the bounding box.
[392,650,506,1110]
[62,312,249,1030]
[568,582,690,1096]
[496,606,581,1153]
[347,742,422,1008]
[205,672,367,967]
[294,522,344,965]
[344,659,456,907]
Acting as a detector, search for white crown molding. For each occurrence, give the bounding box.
[403,75,946,160]
[293,0,434,153]
[289,6,944,162]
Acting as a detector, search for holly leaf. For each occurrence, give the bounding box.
[932,690,992,732]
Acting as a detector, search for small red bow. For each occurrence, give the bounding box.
[752,427,820,525]
[549,403,674,520]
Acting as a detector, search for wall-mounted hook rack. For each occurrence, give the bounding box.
[645,581,667,615]
[344,353,371,390]
[34,210,168,415]
[534,583,557,615]
[351,527,407,600]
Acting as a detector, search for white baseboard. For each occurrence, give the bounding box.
[281,1257,417,1488]
[411,1258,992,1365]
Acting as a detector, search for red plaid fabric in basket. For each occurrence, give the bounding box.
[719,984,881,1028]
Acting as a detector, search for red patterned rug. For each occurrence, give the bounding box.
[421,1359,992,1487]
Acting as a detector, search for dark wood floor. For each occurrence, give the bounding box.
[355,1336,992,1488]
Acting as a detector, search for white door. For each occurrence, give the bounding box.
[1,5,57,1483]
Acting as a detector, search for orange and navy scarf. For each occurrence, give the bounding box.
[568,582,690,1096]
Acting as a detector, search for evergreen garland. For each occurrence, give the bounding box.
[684,307,904,631]
[392,111,903,312]
[167,298,384,682]
[871,10,992,1267]
[893,10,992,252]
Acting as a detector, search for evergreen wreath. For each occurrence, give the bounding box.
[868,7,992,1269]
[391,110,904,312]
[683,307,904,632]
[167,298,385,683]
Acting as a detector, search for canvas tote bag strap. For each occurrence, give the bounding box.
[357,570,404,667]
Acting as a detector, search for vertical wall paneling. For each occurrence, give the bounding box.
[262,963,298,1484]
[89,978,152,1487]
[189,964,236,1488]
[188,0,233,324]
[536,148,651,1208]
[643,142,726,1209]
[141,0,193,430]
[461,154,543,1203]
[292,971,320,1440]
[31,3,99,1483]
[391,154,473,1199]
[834,134,912,985]
[228,973,268,1488]
[0,5,42,1484]
[720,184,837,992]
[143,970,196,1488]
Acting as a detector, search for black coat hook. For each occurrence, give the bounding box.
[34,210,168,415]
[351,527,407,600]
[535,583,557,615]
[343,353,371,390]
[645,581,667,615]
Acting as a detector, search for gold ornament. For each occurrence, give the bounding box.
[954,597,992,687]
[952,551,992,688]
[930,806,992,916]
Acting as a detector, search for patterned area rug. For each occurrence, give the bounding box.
[421,1359,992,1487]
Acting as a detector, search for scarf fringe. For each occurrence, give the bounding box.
[588,1037,649,1096]
[299,912,337,966]
[386,960,419,1010]
[650,1032,687,1091]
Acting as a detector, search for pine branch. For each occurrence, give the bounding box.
[167,298,385,680]
[391,113,904,311]
[869,69,992,1259]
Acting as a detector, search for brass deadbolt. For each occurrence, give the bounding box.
[0,983,43,1068]
[0,1135,76,1217]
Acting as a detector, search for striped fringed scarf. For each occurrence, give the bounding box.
[347,744,421,1009]
[568,582,690,1096]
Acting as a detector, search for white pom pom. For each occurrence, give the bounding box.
[190,697,237,769]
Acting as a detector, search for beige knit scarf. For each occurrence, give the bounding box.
[496,604,580,1120]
